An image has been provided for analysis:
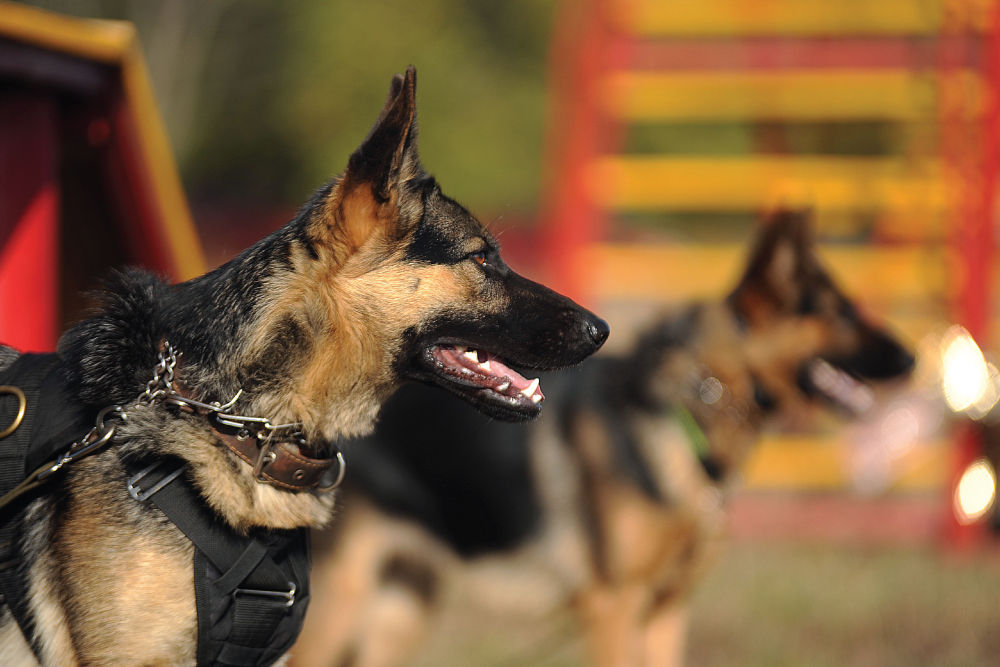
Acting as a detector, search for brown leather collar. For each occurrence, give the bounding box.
[167,384,341,492]
[210,421,339,492]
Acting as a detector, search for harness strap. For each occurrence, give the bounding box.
[127,459,310,667]
[0,355,61,493]
[0,353,91,660]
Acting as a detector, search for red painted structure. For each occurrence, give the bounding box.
[537,0,624,303]
[940,1,1000,548]
[0,96,59,351]
[0,3,204,352]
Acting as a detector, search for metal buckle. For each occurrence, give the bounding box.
[253,439,278,481]
[127,462,185,501]
[0,385,26,439]
[233,581,296,608]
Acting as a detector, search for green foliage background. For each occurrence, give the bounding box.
[21,0,556,216]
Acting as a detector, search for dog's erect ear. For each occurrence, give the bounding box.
[319,67,422,259]
[346,66,420,202]
[728,209,817,321]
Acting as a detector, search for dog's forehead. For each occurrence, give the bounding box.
[405,184,494,263]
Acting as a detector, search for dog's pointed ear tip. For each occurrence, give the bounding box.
[765,207,812,227]
[389,66,417,94]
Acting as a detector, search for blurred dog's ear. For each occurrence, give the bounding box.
[727,209,816,321]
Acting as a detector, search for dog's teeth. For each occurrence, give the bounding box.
[496,380,510,392]
[520,378,540,398]
[531,393,543,404]
[478,360,491,373]
[454,345,467,354]
[463,350,479,363]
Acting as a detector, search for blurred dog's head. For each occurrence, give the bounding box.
[725,209,914,412]
[627,209,913,476]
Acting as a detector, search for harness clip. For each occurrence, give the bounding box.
[233,581,296,608]
[127,462,185,501]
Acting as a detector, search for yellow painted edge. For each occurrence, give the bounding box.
[119,43,206,279]
[0,2,206,279]
[0,1,134,63]
[603,69,959,122]
[617,0,984,36]
[590,156,952,212]
[577,243,951,303]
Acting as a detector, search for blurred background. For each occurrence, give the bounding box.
[3,0,1000,664]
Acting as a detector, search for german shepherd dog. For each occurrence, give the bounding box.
[0,67,608,665]
[291,210,914,667]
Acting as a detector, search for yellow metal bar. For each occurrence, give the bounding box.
[744,435,948,491]
[118,41,206,279]
[618,0,985,37]
[604,70,981,122]
[576,243,949,304]
[590,156,950,212]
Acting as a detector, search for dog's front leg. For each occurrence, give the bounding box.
[641,597,689,667]
[576,583,646,666]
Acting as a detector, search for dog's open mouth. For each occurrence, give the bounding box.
[419,344,545,421]
[806,359,874,415]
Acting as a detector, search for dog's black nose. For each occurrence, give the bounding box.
[895,348,916,376]
[586,316,610,348]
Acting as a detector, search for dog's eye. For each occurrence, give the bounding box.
[471,251,487,266]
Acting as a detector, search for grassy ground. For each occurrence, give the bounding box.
[407,541,1000,666]
[687,543,1000,667]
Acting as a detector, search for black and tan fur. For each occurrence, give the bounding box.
[292,210,913,667]
[0,67,608,665]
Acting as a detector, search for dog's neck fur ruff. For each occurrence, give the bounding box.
[58,65,430,459]
[623,302,769,488]
[55,196,394,531]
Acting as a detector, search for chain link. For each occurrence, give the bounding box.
[0,341,309,512]
[141,341,302,441]
[142,341,178,404]
[2,344,182,508]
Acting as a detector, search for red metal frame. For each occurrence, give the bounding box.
[0,95,60,352]
[537,0,625,304]
[941,0,1000,548]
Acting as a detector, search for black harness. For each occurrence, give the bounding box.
[0,353,312,666]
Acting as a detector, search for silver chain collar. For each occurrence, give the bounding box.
[0,342,338,513]
[150,342,304,442]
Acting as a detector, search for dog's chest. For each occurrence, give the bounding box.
[37,465,199,664]
[632,413,725,526]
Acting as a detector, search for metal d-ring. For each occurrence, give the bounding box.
[0,386,26,439]
[318,450,347,491]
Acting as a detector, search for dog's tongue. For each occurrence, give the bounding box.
[808,359,873,414]
[485,354,542,394]
[436,346,544,402]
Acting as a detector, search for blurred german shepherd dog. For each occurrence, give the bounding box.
[292,210,913,667]
[0,67,608,665]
